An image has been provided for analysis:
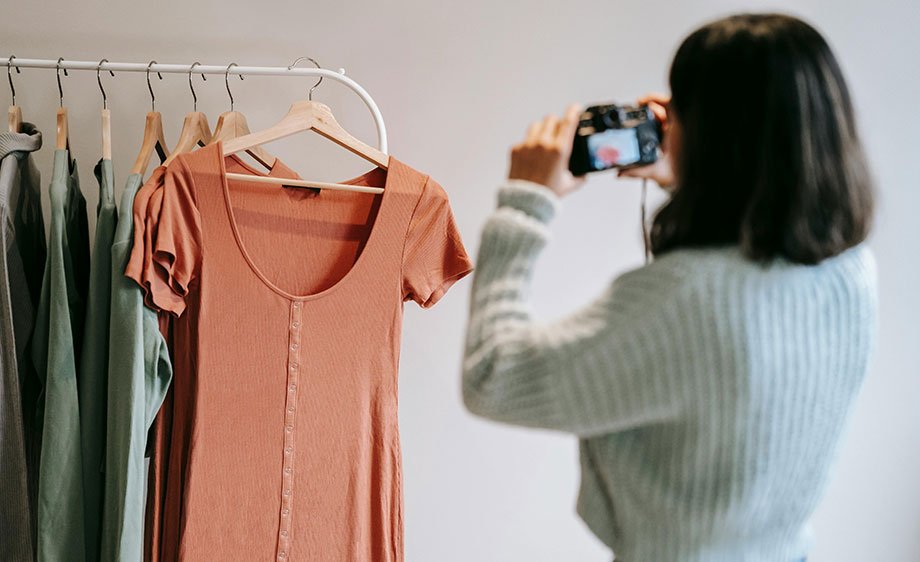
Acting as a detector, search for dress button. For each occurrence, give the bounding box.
[281,530,288,537]
[289,384,296,391]
[285,467,292,474]
[284,489,291,496]
[283,508,290,515]
[291,322,300,329]
[285,447,292,454]
[291,343,298,350]
[285,425,293,432]
[290,364,298,371]
[279,552,286,559]
[288,407,294,413]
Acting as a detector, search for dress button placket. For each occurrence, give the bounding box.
[277,300,303,559]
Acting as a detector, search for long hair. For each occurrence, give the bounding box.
[651,13,874,264]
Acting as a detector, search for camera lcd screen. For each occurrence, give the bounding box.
[587,128,641,169]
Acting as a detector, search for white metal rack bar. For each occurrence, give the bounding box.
[1,56,388,153]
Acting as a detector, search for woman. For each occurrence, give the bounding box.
[462,13,876,562]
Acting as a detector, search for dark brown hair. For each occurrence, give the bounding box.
[651,13,874,264]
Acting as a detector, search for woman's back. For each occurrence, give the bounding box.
[575,244,877,561]
[463,13,879,562]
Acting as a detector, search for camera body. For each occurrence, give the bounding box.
[569,104,661,176]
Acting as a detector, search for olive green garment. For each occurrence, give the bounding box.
[30,149,89,562]
[78,159,117,562]
[100,173,171,562]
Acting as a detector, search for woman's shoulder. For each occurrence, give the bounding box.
[613,243,877,299]
[613,245,741,287]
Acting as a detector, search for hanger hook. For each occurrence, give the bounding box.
[224,63,243,112]
[188,61,206,112]
[146,60,163,112]
[288,57,323,101]
[7,55,19,106]
[96,59,114,109]
[56,57,68,108]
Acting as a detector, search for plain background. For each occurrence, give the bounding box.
[2,1,917,560]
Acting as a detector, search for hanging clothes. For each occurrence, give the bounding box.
[134,155,316,560]
[30,148,89,562]
[131,144,472,561]
[100,170,172,562]
[0,122,44,562]
[124,157,290,560]
[78,157,118,562]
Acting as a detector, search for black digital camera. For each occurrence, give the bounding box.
[569,104,662,176]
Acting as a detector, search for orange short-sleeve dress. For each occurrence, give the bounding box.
[130,143,473,561]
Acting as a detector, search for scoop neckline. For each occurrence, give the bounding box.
[215,141,393,302]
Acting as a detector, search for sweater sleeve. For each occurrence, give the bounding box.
[462,180,687,437]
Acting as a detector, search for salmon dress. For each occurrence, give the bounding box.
[130,144,472,561]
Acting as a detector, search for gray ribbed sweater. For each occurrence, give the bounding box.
[462,181,877,562]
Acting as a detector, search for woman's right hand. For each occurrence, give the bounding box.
[508,104,586,198]
[618,92,677,191]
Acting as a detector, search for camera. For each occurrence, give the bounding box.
[569,104,662,176]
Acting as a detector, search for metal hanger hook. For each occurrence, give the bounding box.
[7,55,20,106]
[56,57,69,108]
[224,63,243,112]
[288,57,323,101]
[188,61,206,112]
[146,60,163,112]
[97,59,114,109]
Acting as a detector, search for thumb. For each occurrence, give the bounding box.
[618,166,651,179]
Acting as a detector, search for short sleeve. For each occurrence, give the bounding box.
[124,170,161,290]
[147,158,202,317]
[402,176,474,308]
[141,186,169,310]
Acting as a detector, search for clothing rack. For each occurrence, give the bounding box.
[1,56,388,153]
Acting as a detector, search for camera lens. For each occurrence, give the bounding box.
[601,110,619,129]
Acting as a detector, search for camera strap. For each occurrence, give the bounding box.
[641,179,652,264]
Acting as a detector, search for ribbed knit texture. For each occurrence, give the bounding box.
[462,180,877,562]
[0,122,44,562]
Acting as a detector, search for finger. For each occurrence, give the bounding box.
[525,120,542,145]
[637,91,671,106]
[540,114,560,145]
[617,166,652,180]
[646,101,668,124]
[557,104,583,144]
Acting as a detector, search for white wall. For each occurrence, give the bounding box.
[3,1,917,560]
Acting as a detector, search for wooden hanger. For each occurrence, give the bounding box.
[101,109,112,160]
[131,62,170,176]
[212,111,274,168]
[98,60,114,160]
[55,59,70,151]
[163,111,211,166]
[222,59,388,194]
[56,107,69,151]
[209,63,276,170]
[131,112,169,176]
[7,56,21,133]
[222,100,388,194]
[8,105,21,133]
[163,62,212,167]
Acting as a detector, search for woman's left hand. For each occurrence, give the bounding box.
[508,104,586,198]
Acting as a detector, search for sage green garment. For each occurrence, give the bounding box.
[78,159,117,562]
[101,173,172,562]
[31,149,89,562]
